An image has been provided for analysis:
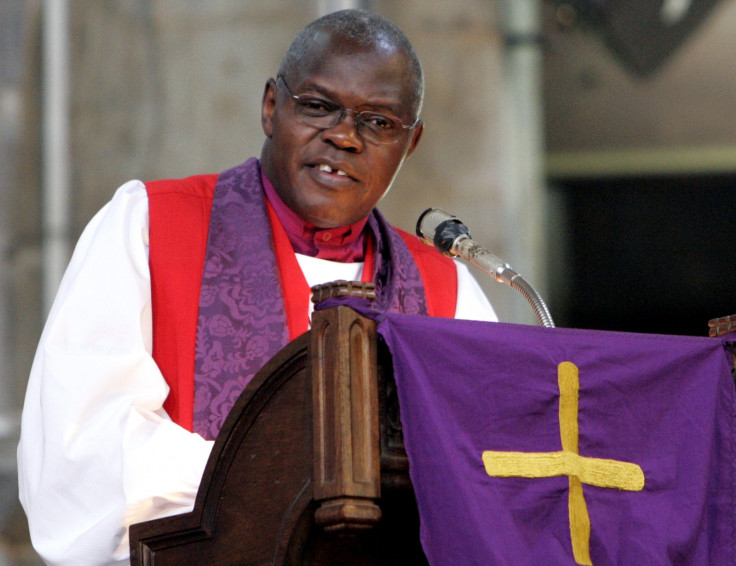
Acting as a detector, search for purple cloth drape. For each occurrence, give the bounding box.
[374,312,736,565]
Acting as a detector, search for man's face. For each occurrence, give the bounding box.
[260,40,423,228]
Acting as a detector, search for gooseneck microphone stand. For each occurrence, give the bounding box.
[417,208,555,328]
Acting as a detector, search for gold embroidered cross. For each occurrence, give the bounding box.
[481,361,645,565]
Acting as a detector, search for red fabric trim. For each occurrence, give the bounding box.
[146,174,217,432]
[396,228,458,318]
[362,236,375,283]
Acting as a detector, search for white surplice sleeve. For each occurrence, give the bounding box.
[17,180,214,566]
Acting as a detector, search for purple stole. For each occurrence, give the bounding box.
[192,158,428,439]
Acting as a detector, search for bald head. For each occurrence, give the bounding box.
[278,9,424,117]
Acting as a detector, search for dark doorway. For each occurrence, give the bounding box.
[549,174,735,336]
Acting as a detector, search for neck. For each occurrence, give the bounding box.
[260,165,369,262]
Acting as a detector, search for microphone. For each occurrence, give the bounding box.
[416,208,555,328]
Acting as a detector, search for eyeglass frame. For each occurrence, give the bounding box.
[276,74,421,145]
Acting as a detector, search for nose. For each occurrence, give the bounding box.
[320,109,365,151]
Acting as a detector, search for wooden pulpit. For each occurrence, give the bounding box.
[129,281,428,565]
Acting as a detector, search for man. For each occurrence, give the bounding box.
[18,9,497,565]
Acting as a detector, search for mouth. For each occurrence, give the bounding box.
[307,160,359,184]
[316,163,349,177]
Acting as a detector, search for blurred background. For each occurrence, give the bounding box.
[1,0,734,563]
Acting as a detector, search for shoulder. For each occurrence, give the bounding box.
[393,226,458,318]
[144,174,219,200]
[393,226,456,272]
[144,175,218,250]
[144,174,218,228]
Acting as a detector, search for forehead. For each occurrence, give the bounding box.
[288,35,415,113]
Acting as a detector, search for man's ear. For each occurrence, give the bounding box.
[261,78,277,138]
[406,120,424,158]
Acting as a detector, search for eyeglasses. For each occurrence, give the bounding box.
[277,75,420,145]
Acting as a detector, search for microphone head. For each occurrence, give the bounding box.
[416,208,453,243]
[416,208,470,256]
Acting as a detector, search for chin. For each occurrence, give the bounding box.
[309,217,349,229]
[301,204,363,229]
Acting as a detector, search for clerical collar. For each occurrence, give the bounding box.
[260,167,368,262]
